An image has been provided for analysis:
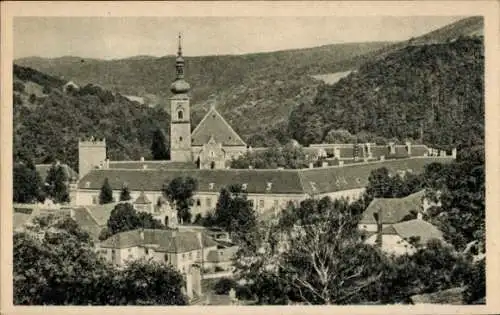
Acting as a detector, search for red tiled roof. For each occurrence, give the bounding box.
[100,228,218,253]
[360,190,426,224]
[191,107,246,147]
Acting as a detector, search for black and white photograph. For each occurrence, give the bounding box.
[2,1,498,311]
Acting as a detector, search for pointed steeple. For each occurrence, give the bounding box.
[171,32,190,94]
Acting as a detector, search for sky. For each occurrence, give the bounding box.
[14,16,465,60]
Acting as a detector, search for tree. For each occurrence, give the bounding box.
[151,128,169,160]
[236,197,386,305]
[423,146,485,250]
[106,202,164,236]
[13,160,44,203]
[44,163,70,203]
[13,215,114,305]
[211,185,258,247]
[99,178,114,204]
[162,177,198,224]
[119,185,132,201]
[118,259,187,305]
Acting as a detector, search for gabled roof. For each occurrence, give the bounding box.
[78,158,453,195]
[191,106,246,146]
[36,163,78,181]
[135,191,151,204]
[72,207,104,240]
[100,228,218,253]
[390,219,444,244]
[360,190,426,224]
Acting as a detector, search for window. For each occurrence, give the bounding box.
[206,198,212,208]
[248,200,254,208]
[92,195,98,204]
[111,249,116,262]
[196,199,201,206]
[209,183,215,190]
[145,248,149,255]
[128,248,132,252]
[210,151,215,157]
[179,136,183,142]
[182,253,186,260]
[259,199,265,209]
[164,254,168,262]
[196,251,200,259]
[178,110,183,120]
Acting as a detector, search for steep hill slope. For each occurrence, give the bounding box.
[288,37,484,148]
[13,64,171,170]
[16,41,394,143]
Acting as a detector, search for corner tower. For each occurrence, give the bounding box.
[169,33,192,162]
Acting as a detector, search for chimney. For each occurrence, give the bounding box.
[140,156,145,162]
[373,212,383,248]
[405,141,412,156]
[309,162,314,169]
[322,161,328,168]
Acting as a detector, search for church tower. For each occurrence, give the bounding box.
[169,33,192,162]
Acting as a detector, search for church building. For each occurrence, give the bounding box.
[169,34,247,169]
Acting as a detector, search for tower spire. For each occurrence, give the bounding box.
[177,32,182,57]
[170,32,190,94]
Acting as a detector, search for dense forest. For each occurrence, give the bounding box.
[288,37,484,148]
[13,64,171,170]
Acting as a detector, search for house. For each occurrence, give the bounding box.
[70,203,117,240]
[98,228,219,299]
[364,218,445,256]
[358,190,426,233]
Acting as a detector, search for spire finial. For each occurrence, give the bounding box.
[177,32,182,57]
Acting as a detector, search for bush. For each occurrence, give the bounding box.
[235,284,253,300]
[214,277,236,295]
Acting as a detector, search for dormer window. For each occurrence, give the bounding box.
[178,110,183,120]
[266,182,272,191]
[85,181,90,188]
[242,183,248,190]
[209,183,215,190]
[309,181,317,192]
[356,177,361,184]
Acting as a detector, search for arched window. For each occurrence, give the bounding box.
[178,110,183,120]
[179,136,183,142]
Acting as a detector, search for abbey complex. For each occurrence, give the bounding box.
[73,36,456,223]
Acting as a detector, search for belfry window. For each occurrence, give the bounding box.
[178,110,184,120]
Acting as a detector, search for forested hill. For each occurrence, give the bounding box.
[15,42,394,144]
[13,64,170,170]
[288,37,484,149]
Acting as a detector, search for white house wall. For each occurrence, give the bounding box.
[365,234,417,256]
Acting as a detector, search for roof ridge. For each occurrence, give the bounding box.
[80,207,101,226]
[191,106,246,146]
